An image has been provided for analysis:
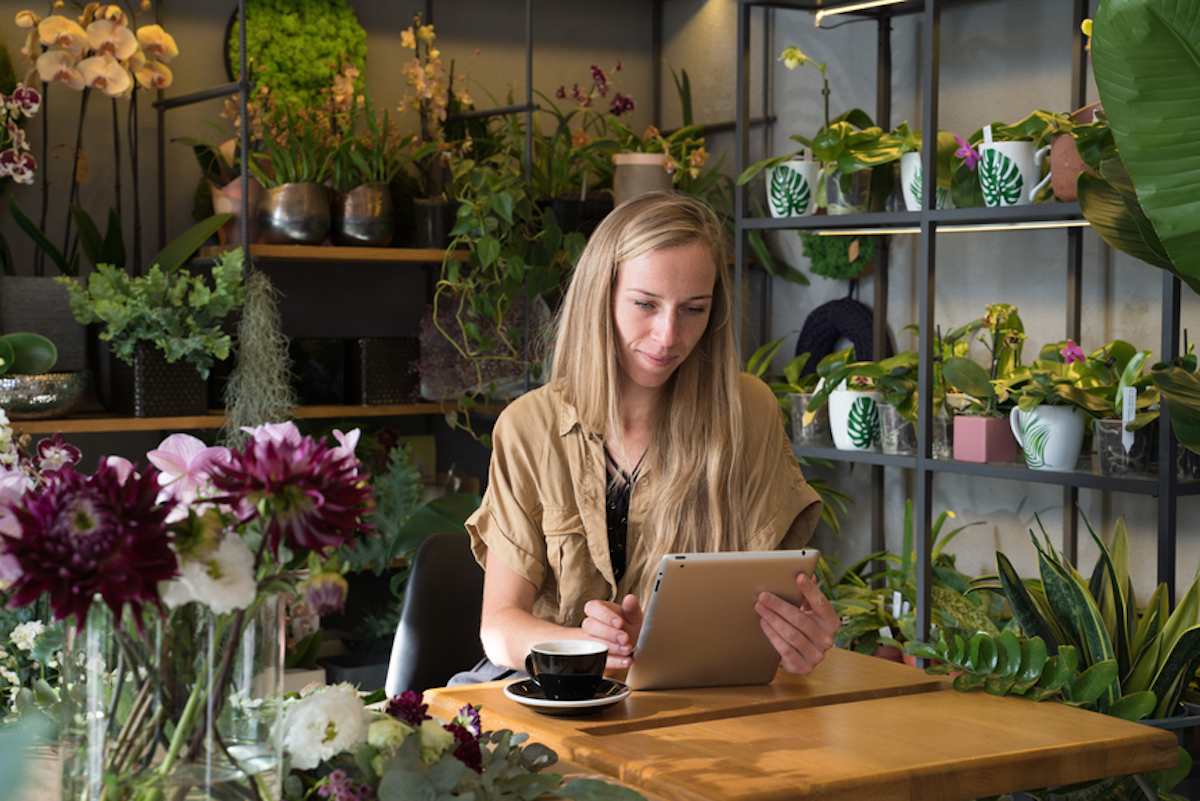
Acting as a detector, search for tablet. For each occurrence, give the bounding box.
[625,549,820,691]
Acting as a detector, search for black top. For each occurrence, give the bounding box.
[604,447,645,586]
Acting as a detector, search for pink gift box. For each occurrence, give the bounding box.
[953,415,1017,463]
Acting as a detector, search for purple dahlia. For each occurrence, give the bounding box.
[209,432,372,556]
[386,689,431,727]
[1,462,177,627]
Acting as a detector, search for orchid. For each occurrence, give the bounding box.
[86,18,136,59]
[954,134,980,171]
[147,432,230,509]
[1061,339,1086,364]
[36,433,80,473]
[37,15,88,52]
[79,53,132,96]
[36,49,84,90]
[136,23,177,62]
[300,571,349,616]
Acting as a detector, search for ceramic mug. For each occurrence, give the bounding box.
[977,141,1052,207]
[900,152,953,211]
[766,159,819,218]
[829,386,880,452]
[1009,405,1085,471]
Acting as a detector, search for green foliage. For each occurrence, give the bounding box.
[799,232,876,280]
[220,270,296,446]
[949,110,1072,208]
[248,105,334,188]
[1151,349,1200,454]
[331,99,405,192]
[57,249,245,379]
[0,333,56,376]
[228,0,367,113]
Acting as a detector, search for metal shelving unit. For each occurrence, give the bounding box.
[736,0,1186,637]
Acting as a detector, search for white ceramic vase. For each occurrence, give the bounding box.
[829,387,880,452]
[1009,405,1086,471]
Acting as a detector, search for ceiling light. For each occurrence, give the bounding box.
[814,220,1090,236]
[814,0,907,26]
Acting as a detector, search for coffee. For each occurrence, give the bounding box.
[524,640,607,701]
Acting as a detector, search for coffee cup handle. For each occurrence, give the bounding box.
[524,654,537,679]
[1029,144,1053,202]
[1010,407,1024,449]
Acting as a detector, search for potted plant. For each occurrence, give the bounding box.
[1001,340,1111,472]
[802,346,882,452]
[606,118,707,208]
[1069,339,1159,477]
[0,332,86,419]
[1148,347,1200,479]
[248,101,335,245]
[869,351,954,459]
[949,110,1072,209]
[906,517,1200,800]
[55,217,244,417]
[331,98,404,247]
[942,304,1026,464]
[745,339,830,448]
[892,122,958,211]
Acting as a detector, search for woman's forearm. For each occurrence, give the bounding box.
[480,605,589,670]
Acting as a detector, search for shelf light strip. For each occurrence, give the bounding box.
[814,219,1091,236]
[814,0,906,26]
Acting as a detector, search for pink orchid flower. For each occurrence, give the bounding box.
[241,421,302,447]
[103,455,136,484]
[0,467,30,539]
[331,428,361,465]
[954,134,980,172]
[147,433,231,507]
[1060,340,1086,364]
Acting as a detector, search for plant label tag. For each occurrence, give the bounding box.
[878,625,894,640]
[1122,386,1137,453]
[892,590,903,618]
[983,124,994,146]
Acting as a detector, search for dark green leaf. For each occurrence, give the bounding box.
[152,213,234,273]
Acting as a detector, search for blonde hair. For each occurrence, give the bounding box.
[549,191,748,599]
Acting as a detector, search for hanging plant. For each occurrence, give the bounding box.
[226,0,366,113]
[221,270,296,446]
[800,232,876,281]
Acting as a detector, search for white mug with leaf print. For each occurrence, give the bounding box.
[829,384,881,452]
[900,152,953,211]
[978,141,1052,207]
[766,159,819,218]
[1009,405,1085,471]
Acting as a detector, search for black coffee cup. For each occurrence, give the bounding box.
[524,640,607,701]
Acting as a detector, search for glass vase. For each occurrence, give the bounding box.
[59,596,285,801]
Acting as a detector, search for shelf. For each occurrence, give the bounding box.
[197,245,466,264]
[739,203,1084,234]
[794,446,916,469]
[10,403,456,435]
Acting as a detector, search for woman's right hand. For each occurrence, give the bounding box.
[582,594,644,670]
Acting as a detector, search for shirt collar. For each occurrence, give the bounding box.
[554,386,599,439]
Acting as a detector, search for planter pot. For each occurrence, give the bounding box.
[412,197,460,249]
[1093,417,1152,476]
[878,403,952,458]
[0,276,88,372]
[1050,102,1101,202]
[289,338,347,405]
[953,415,1018,464]
[872,645,904,663]
[108,343,207,417]
[547,197,614,237]
[349,336,419,404]
[1009,405,1086,472]
[829,387,880,452]
[612,153,672,207]
[766,159,819,218]
[258,182,330,245]
[977,141,1051,208]
[826,169,872,215]
[900,152,953,211]
[789,392,832,448]
[210,175,261,245]
[333,182,394,246]
[0,371,87,419]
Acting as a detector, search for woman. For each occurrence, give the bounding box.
[458,192,837,683]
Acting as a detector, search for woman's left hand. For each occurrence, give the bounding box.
[754,572,841,675]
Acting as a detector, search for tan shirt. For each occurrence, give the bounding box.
[465,372,823,627]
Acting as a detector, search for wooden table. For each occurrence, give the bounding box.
[427,648,1178,801]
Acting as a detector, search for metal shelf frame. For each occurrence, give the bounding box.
[735,0,1185,635]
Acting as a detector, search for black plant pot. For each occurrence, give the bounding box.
[108,343,207,417]
[547,197,613,237]
[348,337,419,405]
[411,198,460,249]
[289,338,347,405]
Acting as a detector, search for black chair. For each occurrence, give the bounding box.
[385,532,486,695]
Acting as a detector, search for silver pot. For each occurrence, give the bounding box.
[258,182,331,245]
[334,182,394,246]
[0,371,87,419]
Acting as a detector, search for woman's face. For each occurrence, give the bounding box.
[612,241,716,391]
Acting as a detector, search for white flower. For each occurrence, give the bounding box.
[158,533,256,614]
[418,718,455,765]
[0,666,18,685]
[10,621,44,652]
[281,683,368,770]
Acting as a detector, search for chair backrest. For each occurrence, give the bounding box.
[385,532,485,695]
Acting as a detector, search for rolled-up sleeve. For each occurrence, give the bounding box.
[465,409,547,590]
[741,374,823,552]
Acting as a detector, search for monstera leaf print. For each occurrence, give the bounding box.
[769,166,811,217]
[980,149,1023,207]
[908,167,923,210]
[1018,411,1051,470]
[847,396,879,449]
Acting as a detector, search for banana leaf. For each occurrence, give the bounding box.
[1093,0,1200,286]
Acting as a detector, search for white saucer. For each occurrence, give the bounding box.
[503,678,631,715]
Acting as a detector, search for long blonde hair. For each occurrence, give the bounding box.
[549,191,748,597]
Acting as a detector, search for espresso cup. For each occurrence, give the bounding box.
[524,640,607,701]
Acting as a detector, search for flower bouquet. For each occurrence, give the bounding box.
[280,687,643,801]
[0,420,374,801]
